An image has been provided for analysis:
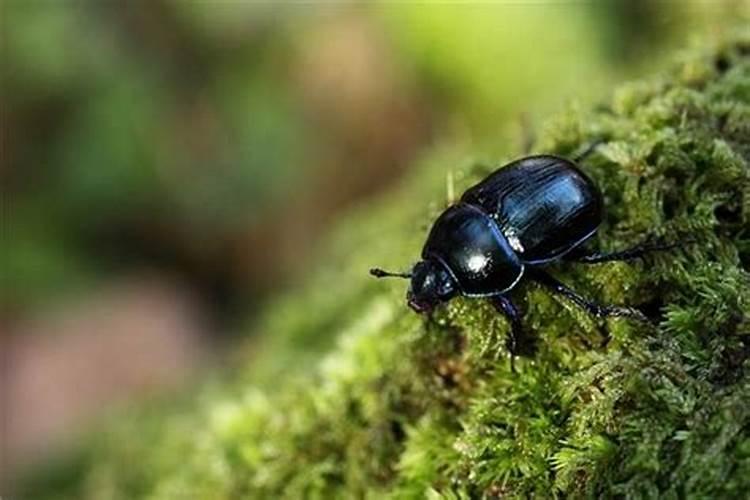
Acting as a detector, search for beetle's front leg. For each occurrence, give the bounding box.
[490,295,522,354]
[489,295,534,370]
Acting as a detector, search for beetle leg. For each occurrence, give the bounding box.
[490,295,522,354]
[573,138,606,163]
[528,269,647,323]
[564,239,687,264]
[489,295,535,370]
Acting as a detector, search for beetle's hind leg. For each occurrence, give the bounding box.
[563,238,688,264]
[529,269,646,321]
[528,269,647,346]
[489,295,535,371]
[572,138,606,163]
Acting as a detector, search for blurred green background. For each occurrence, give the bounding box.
[2,0,747,484]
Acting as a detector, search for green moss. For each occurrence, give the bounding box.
[19,30,750,499]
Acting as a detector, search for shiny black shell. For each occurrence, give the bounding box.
[422,155,603,297]
[423,204,524,296]
[461,155,603,264]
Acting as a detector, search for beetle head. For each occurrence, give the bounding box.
[406,260,456,314]
[370,260,456,314]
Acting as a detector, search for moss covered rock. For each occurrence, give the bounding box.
[22,30,750,499]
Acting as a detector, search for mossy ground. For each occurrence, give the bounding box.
[19,31,750,499]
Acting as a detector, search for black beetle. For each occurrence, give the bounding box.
[371,151,679,356]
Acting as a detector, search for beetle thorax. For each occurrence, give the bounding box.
[421,204,525,297]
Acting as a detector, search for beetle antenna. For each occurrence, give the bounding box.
[370,268,411,279]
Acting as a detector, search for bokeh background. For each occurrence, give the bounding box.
[3,0,747,488]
